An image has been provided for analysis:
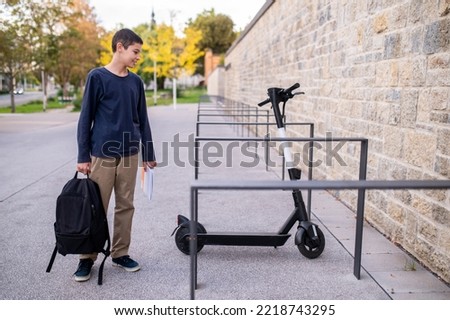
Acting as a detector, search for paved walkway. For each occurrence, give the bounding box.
[0,104,448,300]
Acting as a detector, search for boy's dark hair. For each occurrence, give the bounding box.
[111,28,143,53]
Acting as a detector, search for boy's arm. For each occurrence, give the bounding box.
[77,72,99,165]
[138,82,156,164]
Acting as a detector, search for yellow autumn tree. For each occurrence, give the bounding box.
[98,31,113,66]
[178,26,203,76]
[136,23,203,89]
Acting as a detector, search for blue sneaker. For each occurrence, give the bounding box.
[112,255,140,272]
[74,259,94,282]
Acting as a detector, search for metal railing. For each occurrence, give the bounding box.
[188,178,450,300]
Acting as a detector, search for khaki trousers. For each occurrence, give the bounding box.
[80,154,139,260]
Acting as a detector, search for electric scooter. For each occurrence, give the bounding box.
[173,83,325,259]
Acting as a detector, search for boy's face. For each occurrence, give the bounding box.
[117,42,142,68]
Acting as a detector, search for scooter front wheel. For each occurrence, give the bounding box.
[175,224,206,255]
[296,226,325,259]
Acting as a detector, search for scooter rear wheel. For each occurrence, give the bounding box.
[296,226,325,259]
[175,224,206,255]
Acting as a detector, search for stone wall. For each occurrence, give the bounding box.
[224,0,450,282]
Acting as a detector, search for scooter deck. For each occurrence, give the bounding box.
[191,232,291,247]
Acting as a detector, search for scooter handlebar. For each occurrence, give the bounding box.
[258,98,271,107]
[283,82,300,95]
[258,83,303,107]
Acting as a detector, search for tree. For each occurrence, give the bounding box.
[136,23,203,90]
[28,0,74,110]
[9,0,74,111]
[188,9,236,75]
[189,9,236,53]
[1,0,102,112]
[54,0,101,97]
[0,2,34,112]
[153,23,176,85]
[178,26,203,76]
[98,31,114,66]
[0,25,32,113]
[133,23,154,85]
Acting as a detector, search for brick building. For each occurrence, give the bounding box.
[204,49,222,86]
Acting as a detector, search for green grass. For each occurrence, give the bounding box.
[0,99,70,113]
[145,87,206,106]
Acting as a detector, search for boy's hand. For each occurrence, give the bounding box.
[77,162,91,175]
[143,161,157,171]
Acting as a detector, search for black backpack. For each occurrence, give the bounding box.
[46,172,110,285]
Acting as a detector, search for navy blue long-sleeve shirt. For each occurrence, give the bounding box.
[77,67,155,163]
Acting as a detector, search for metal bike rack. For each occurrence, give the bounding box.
[195,135,357,221]
[188,178,450,300]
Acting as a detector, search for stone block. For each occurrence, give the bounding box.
[403,131,436,169]
[423,19,450,54]
[408,0,423,24]
[398,57,427,86]
[426,68,450,86]
[400,89,418,128]
[417,89,433,123]
[429,251,450,283]
[432,203,450,227]
[430,111,449,123]
[407,167,424,180]
[373,13,388,33]
[418,218,438,244]
[411,193,433,217]
[387,201,406,224]
[405,207,418,239]
[434,155,450,177]
[428,53,450,69]
[383,125,404,158]
[384,32,402,59]
[438,229,450,255]
[414,237,434,262]
[394,189,412,206]
[437,128,450,155]
[375,61,399,86]
[388,104,401,125]
[422,0,444,21]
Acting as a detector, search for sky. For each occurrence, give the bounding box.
[88,0,267,32]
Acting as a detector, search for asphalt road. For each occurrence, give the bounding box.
[0,91,57,108]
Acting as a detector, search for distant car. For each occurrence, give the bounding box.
[13,87,24,95]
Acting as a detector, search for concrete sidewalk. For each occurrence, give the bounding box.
[0,104,448,300]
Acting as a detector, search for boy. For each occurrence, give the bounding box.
[76,28,157,282]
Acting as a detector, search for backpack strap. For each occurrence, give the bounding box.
[46,245,58,273]
[97,253,107,285]
[97,230,111,285]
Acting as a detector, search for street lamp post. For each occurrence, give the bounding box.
[151,8,158,106]
[153,59,157,106]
